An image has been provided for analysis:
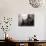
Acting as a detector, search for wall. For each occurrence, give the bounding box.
[0,0,46,40]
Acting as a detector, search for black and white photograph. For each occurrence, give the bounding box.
[18,14,34,26]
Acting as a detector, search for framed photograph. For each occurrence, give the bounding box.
[18,14,34,26]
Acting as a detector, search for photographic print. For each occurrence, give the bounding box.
[18,14,34,26]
